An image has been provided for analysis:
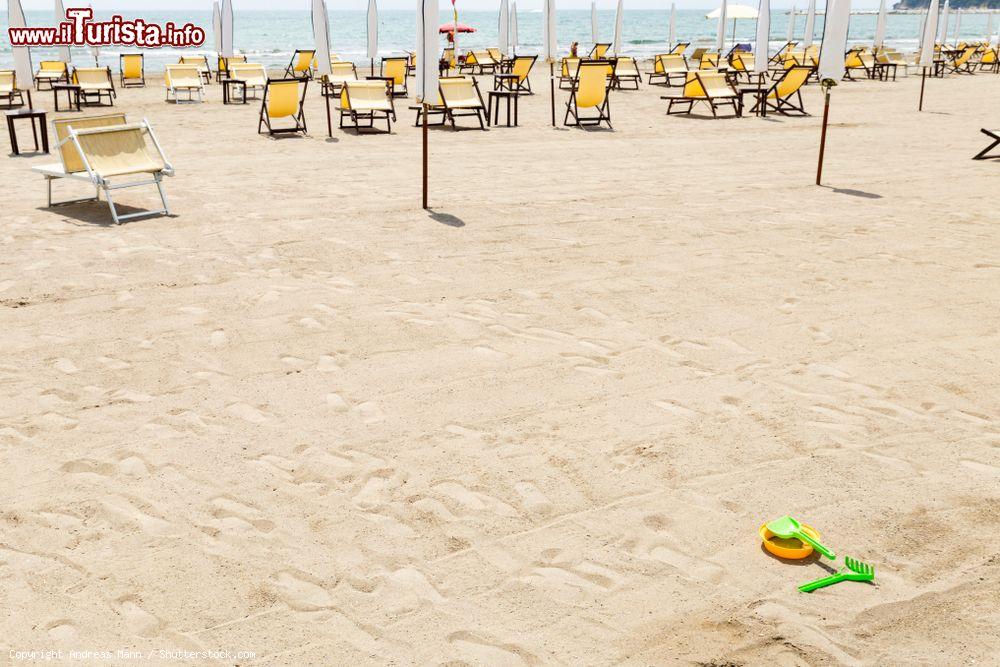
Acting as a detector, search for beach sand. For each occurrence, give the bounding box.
[2,67,999,665]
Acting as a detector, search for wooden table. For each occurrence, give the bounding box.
[220,78,247,104]
[486,90,519,127]
[6,109,48,155]
[52,83,82,112]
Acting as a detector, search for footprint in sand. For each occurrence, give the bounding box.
[53,358,80,374]
[325,393,350,412]
[448,631,540,666]
[227,402,269,423]
[116,596,162,637]
[210,329,227,347]
[270,571,335,612]
[513,482,553,515]
[778,297,799,313]
[45,620,78,642]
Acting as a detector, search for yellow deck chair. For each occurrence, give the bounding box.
[762,65,811,115]
[979,47,999,73]
[258,78,308,135]
[217,54,247,82]
[442,48,457,71]
[589,43,611,59]
[487,47,504,65]
[669,42,690,56]
[948,46,978,74]
[322,61,359,97]
[72,67,116,105]
[689,47,708,64]
[438,76,488,130]
[664,71,739,117]
[649,54,688,86]
[699,52,720,70]
[0,70,27,107]
[119,54,145,88]
[564,59,612,128]
[164,64,204,103]
[379,57,409,96]
[179,55,212,84]
[283,49,316,79]
[612,56,641,89]
[506,55,537,93]
[338,80,394,133]
[34,61,68,90]
[227,63,268,99]
[769,41,797,64]
[560,57,581,89]
[32,114,174,224]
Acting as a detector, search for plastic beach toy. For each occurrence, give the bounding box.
[759,522,822,560]
[798,556,875,592]
[766,515,836,560]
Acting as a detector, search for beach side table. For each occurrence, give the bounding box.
[221,78,247,105]
[737,86,767,118]
[52,83,82,112]
[493,73,520,92]
[6,109,49,155]
[486,90,519,127]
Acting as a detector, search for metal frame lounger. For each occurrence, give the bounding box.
[164,65,205,103]
[564,59,613,129]
[337,79,394,134]
[973,129,1000,160]
[439,76,488,130]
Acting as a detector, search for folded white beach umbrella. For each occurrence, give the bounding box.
[511,1,518,53]
[311,0,332,78]
[367,0,379,60]
[786,4,795,44]
[213,2,223,55]
[499,0,509,54]
[668,3,676,47]
[543,0,557,62]
[592,1,598,44]
[939,0,949,44]
[755,0,770,74]
[987,13,993,45]
[803,0,816,47]
[952,9,961,43]
[920,0,939,65]
[612,0,624,54]
[716,0,728,52]
[222,0,234,57]
[873,0,887,50]
[54,0,71,63]
[818,0,850,83]
[8,0,34,91]
[416,0,439,103]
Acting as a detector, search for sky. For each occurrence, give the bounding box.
[14,1,889,11]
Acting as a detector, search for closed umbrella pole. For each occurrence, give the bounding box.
[417,0,439,208]
[787,4,795,44]
[668,3,676,48]
[939,0,949,45]
[213,2,222,56]
[511,1,518,54]
[222,0,233,58]
[55,0,71,63]
[803,0,816,48]
[9,0,34,105]
[919,0,939,110]
[874,0,887,50]
[953,9,961,43]
[312,0,332,136]
[368,0,378,74]
[716,0,727,52]
[499,0,509,56]
[612,0,624,55]
[754,0,770,76]
[544,0,557,126]
[592,1,598,45]
[816,0,852,186]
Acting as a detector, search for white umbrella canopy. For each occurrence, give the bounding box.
[919,0,939,66]
[591,1,598,44]
[706,3,756,20]
[311,0,331,78]
[953,9,961,42]
[939,0,949,44]
[987,13,993,44]
[221,0,234,57]
[498,0,508,54]
[415,0,439,103]
[754,0,769,73]
[511,1,518,53]
[54,0,71,63]
[818,0,851,82]
[213,2,223,54]
[8,0,34,90]
[786,4,796,43]
[368,0,379,60]
[543,0,557,62]
[803,0,816,47]
[873,0,887,49]
[715,0,727,52]
[612,0,624,54]
[668,3,676,46]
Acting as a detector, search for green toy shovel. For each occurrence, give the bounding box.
[766,515,836,560]
[798,556,875,593]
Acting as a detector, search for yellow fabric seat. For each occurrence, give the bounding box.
[119,54,145,87]
[164,64,204,103]
[338,80,393,133]
[564,59,612,127]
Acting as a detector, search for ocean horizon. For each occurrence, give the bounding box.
[2,8,996,71]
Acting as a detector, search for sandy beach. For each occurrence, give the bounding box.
[2,66,999,665]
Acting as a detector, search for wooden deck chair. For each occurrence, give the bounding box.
[873,51,899,81]
[729,52,755,81]
[769,41,797,65]
[258,78,308,136]
[338,80,394,133]
[700,52,720,70]
[439,76,488,130]
[73,67,116,106]
[844,49,872,80]
[217,54,247,82]
[669,42,690,56]
[284,49,316,79]
[979,48,999,73]
[409,76,464,126]
[663,71,739,117]
[649,54,688,86]
[564,59,612,128]
[119,54,145,88]
[459,51,479,74]
[947,46,978,74]
[689,47,708,65]
[34,61,69,90]
[32,115,174,224]
[322,61,359,97]
[179,56,212,84]
[406,51,416,76]
[164,64,204,103]
[442,48,457,71]
[762,65,811,115]
[379,57,409,96]
[560,57,582,89]
[487,48,505,66]
[589,43,611,59]
[0,70,27,108]
[228,63,268,100]
[505,55,537,93]
[973,128,1000,159]
[612,56,641,89]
